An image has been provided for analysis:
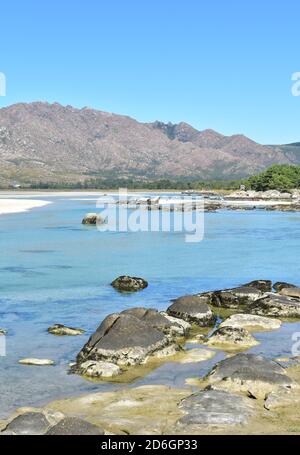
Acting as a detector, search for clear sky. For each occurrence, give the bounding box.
[0,0,299,144]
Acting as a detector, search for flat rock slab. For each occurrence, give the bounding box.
[220,314,281,332]
[46,417,104,435]
[205,326,259,350]
[207,353,294,398]
[18,358,54,366]
[1,412,51,435]
[167,295,216,326]
[178,389,254,427]
[48,324,85,336]
[247,294,300,318]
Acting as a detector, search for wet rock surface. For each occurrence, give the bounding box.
[177,389,254,427]
[211,285,264,309]
[247,293,300,318]
[111,275,148,292]
[205,326,259,349]
[166,295,216,326]
[1,412,50,435]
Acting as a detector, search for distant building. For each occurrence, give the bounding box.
[240,184,246,191]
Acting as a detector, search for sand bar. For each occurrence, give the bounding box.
[0,199,51,215]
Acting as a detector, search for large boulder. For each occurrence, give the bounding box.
[74,309,181,375]
[1,410,63,435]
[166,295,216,326]
[247,293,300,318]
[205,326,259,350]
[111,275,148,292]
[177,389,254,427]
[207,353,294,398]
[219,314,281,332]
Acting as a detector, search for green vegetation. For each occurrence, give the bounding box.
[6,164,300,192]
[243,164,300,191]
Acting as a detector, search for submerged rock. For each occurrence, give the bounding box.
[111,275,148,292]
[247,293,300,318]
[219,314,281,331]
[177,348,216,364]
[74,309,180,375]
[166,295,216,326]
[47,324,85,336]
[18,358,54,366]
[177,389,254,427]
[205,326,259,349]
[82,213,105,225]
[207,353,294,398]
[46,417,104,435]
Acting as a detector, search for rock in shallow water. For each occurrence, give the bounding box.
[247,293,300,318]
[177,389,254,427]
[47,324,85,336]
[111,275,148,292]
[205,326,259,349]
[279,287,300,299]
[75,360,121,378]
[74,308,183,375]
[18,358,54,366]
[166,295,216,326]
[82,213,105,225]
[219,313,281,331]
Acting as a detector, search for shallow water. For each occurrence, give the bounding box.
[0,194,300,418]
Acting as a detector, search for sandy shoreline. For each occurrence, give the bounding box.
[0,199,51,215]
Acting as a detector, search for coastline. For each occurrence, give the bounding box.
[0,199,51,215]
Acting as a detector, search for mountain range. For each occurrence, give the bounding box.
[0,101,299,186]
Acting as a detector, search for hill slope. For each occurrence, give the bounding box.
[0,102,298,185]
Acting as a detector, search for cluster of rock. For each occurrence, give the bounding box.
[0,411,104,435]
[70,277,300,378]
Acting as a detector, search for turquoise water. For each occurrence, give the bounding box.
[1,194,300,418]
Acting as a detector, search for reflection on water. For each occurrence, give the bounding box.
[0,195,300,418]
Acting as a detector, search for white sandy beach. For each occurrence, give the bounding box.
[0,199,51,215]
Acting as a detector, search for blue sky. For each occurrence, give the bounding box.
[0,0,299,144]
